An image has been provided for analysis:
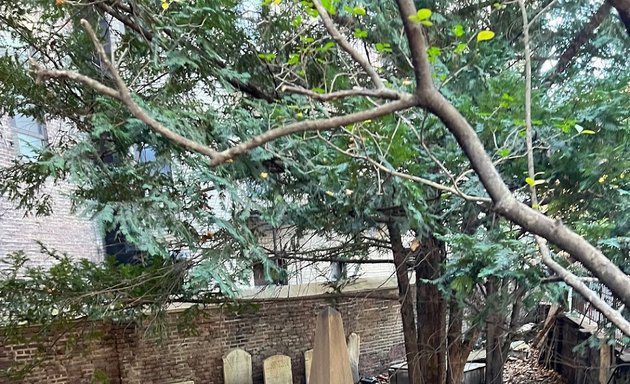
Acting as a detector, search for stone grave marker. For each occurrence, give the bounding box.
[347,333,360,383]
[263,354,293,384]
[223,348,253,384]
[304,349,313,384]
[310,306,353,384]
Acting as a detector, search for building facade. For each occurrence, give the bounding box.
[0,115,103,267]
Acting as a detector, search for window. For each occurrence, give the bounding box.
[12,114,47,159]
[253,258,288,286]
[133,144,172,175]
[330,261,347,281]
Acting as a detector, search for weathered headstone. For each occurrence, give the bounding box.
[223,348,253,384]
[263,354,293,384]
[310,306,353,384]
[347,333,360,383]
[304,349,313,384]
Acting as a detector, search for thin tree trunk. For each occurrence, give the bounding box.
[388,222,421,384]
[416,235,447,384]
[610,0,630,35]
[485,278,506,384]
[554,1,612,76]
[446,297,479,384]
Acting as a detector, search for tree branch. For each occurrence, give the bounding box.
[395,0,435,92]
[552,1,612,77]
[312,0,384,88]
[519,0,630,335]
[30,61,120,99]
[317,131,492,204]
[210,95,419,166]
[30,20,419,167]
[538,238,630,335]
[281,85,402,101]
[610,0,630,35]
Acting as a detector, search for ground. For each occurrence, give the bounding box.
[503,354,567,384]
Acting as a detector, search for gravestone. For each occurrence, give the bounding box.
[263,354,293,384]
[347,333,360,383]
[304,349,313,384]
[310,306,353,384]
[223,348,253,384]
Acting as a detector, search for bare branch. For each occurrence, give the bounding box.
[395,0,435,92]
[209,95,420,166]
[538,238,630,335]
[78,20,222,159]
[31,20,418,167]
[541,275,600,284]
[318,131,492,204]
[30,61,120,99]
[552,1,612,77]
[420,69,630,309]
[281,85,402,101]
[519,0,630,335]
[311,0,384,89]
[528,0,560,29]
[520,0,539,208]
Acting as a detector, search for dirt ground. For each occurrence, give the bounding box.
[503,356,567,384]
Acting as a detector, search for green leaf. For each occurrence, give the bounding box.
[287,53,299,65]
[291,15,303,27]
[354,28,368,39]
[375,42,392,53]
[257,53,276,61]
[477,30,495,42]
[498,148,510,158]
[454,42,467,54]
[321,0,336,15]
[408,8,432,22]
[427,46,441,63]
[525,177,545,186]
[350,6,366,15]
[452,24,465,37]
[320,41,335,52]
[421,20,433,27]
[580,129,596,135]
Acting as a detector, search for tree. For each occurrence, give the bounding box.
[1,0,629,383]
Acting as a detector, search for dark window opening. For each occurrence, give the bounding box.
[105,226,143,264]
[253,258,288,286]
[330,261,348,281]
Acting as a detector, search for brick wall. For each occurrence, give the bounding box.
[1,293,404,384]
[0,116,103,266]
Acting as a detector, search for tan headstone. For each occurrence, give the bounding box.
[223,348,253,384]
[310,307,353,384]
[347,333,360,383]
[304,349,313,384]
[263,354,293,384]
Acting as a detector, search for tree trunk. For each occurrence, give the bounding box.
[610,0,630,35]
[416,235,447,384]
[447,300,466,384]
[485,278,507,384]
[447,296,479,384]
[388,222,422,384]
[554,1,612,76]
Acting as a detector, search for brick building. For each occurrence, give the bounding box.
[0,115,103,267]
[0,18,395,283]
[0,111,395,284]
